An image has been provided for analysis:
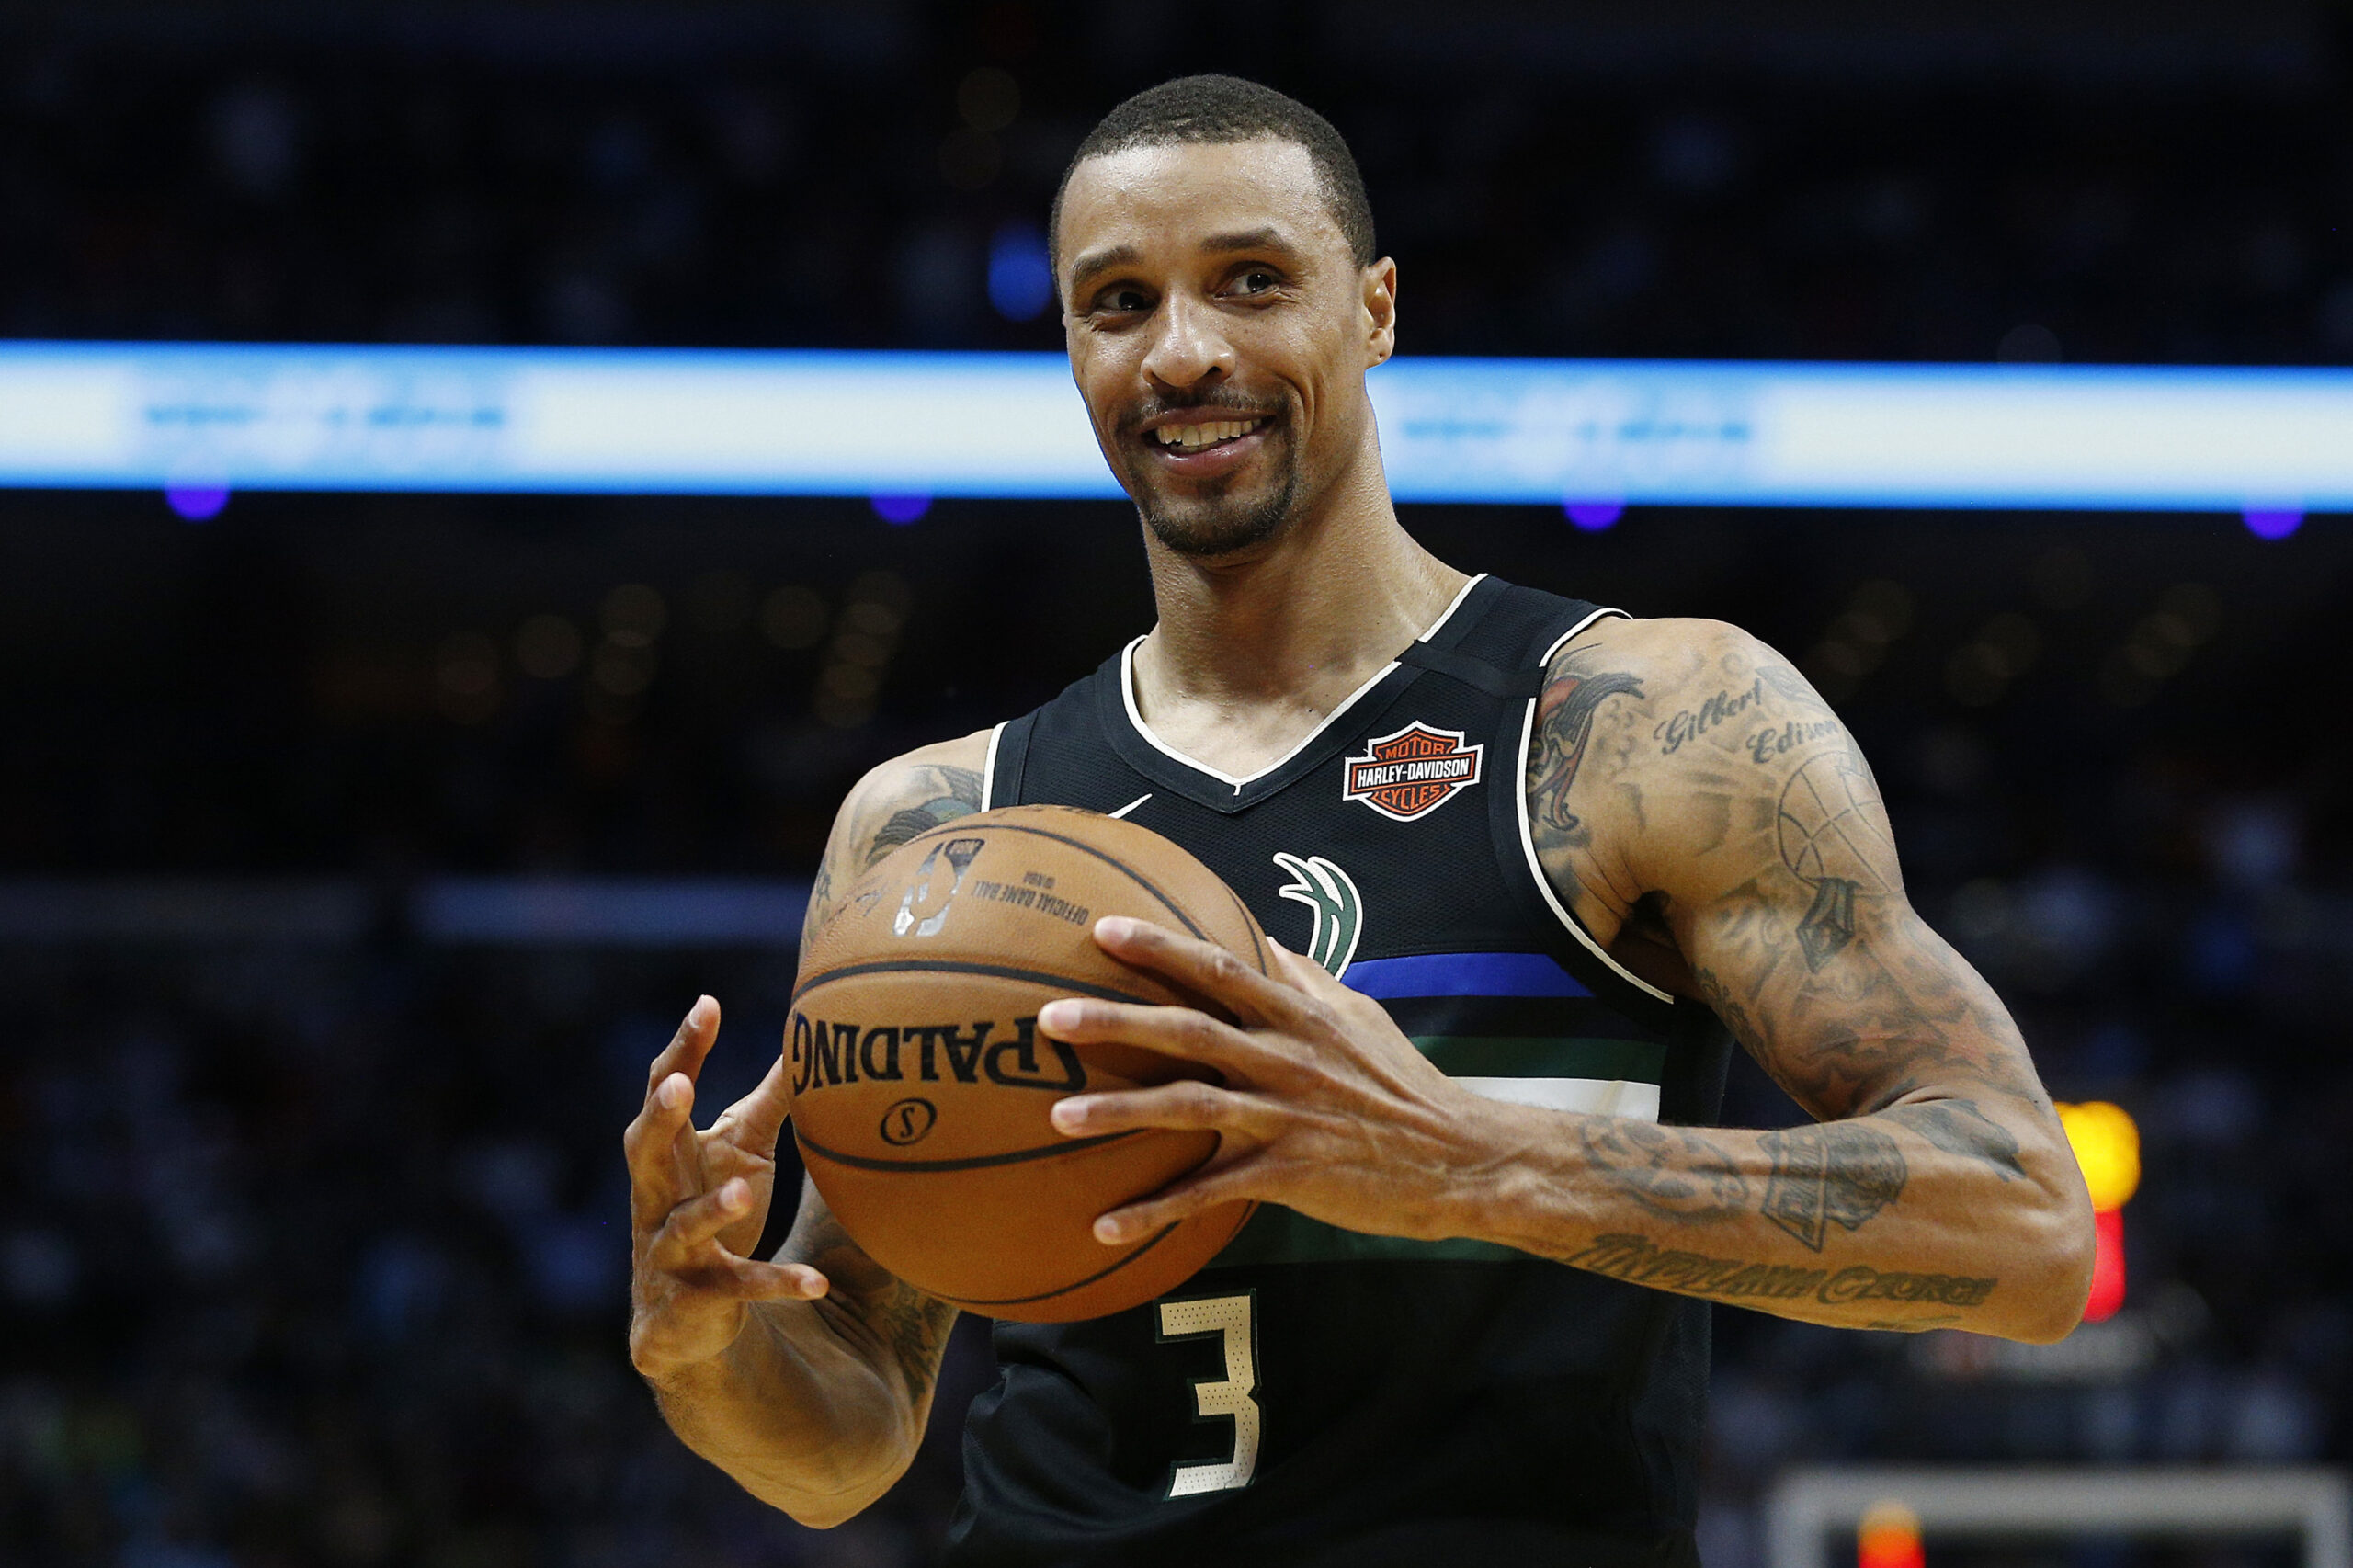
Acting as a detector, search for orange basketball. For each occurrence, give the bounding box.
[787,804,1266,1322]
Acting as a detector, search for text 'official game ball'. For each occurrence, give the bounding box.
[787,804,1267,1322]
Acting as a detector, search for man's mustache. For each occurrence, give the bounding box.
[1120,394,1283,437]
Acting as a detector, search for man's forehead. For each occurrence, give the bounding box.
[1059,138,1344,262]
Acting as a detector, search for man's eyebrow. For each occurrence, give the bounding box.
[1066,244,1139,296]
[1068,228,1305,296]
[1199,227,1296,257]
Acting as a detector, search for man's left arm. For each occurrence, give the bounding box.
[1507,617,2096,1340]
[1039,621,2094,1343]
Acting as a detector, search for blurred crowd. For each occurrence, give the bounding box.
[2,3,2350,1565]
[1,6,2349,365]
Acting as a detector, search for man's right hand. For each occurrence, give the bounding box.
[624,995,827,1383]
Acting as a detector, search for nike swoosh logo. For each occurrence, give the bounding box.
[1108,793,1152,820]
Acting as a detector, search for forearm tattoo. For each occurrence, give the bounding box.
[791,1211,956,1411]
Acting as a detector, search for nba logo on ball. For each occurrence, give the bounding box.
[894,837,984,937]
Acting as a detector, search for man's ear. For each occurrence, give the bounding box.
[1362,257,1398,368]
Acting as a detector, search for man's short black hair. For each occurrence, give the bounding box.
[1051,74,1377,274]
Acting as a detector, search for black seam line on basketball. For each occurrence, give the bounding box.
[790,960,1162,1008]
[1225,881,1267,975]
[900,819,1215,942]
[933,1220,1183,1307]
[794,1126,1142,1173]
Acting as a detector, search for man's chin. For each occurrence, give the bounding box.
[1130,471,1300,560]
[1137,495,1294,559]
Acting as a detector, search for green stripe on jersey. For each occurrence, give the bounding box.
[1413,1035,1667,1083]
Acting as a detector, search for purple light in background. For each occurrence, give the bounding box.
[986,222,1055,323]
[2243,506,2302,540]
[165,484,229,521]
[1564,499,1624,532]
[870,493,930,525]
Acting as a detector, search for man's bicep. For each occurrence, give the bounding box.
[1627,637,2038,1119]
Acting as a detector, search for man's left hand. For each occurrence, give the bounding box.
[1041,916,1491,1245]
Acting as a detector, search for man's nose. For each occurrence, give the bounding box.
[1141,291,1234,395]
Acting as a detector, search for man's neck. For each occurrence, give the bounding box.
[1129,455,1469,778]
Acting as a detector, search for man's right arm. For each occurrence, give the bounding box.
[626,733,989,1526]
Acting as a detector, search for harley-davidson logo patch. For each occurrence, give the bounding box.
[1341,722,1484,822]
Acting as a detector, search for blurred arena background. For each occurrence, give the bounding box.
[2,2,2350,1565]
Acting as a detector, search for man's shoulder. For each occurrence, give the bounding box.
[1533,614,1847,784]
[1548,614,1769,685]
[845,730,994,821]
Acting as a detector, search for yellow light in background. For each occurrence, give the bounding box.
[1859,1500,1925,1568]
[2057,1100,2141,1211]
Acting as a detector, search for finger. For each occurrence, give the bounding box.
[1091,1161,1260,1244]
[1091,917,1313,1028]
[623,1072,699,1223]
[717,1050,793,1154]
[1035,994,1264,1075]
[650,1248,832,1303]
[647,1176,759,1268]
[644,994,722,1093]
[1268,939,1346,997]
[1049,1080,1275,1141]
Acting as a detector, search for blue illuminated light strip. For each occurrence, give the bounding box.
[0,342,2348,510]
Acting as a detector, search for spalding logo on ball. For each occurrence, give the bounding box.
[787,804,1267,1323]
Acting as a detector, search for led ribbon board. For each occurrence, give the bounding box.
[0,343,2347,510]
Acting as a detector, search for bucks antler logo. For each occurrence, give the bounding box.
[1271,853,1362,979]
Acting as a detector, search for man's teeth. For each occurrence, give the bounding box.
[1154,418,1266,450]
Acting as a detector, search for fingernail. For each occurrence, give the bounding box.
[1094,1214,1129,1244]
[1051,1097,1091,1132]
[1096,915,1136,943]
[658,1075,688,1108]
[1039,1000,1082,1032]
[719,1180,748,1211]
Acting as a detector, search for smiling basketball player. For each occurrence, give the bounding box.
[623,75,2095,1568]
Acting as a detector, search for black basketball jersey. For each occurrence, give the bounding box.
[941,574,1733,1568]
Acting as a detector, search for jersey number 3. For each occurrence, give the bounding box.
[1156,1292,1259,1498]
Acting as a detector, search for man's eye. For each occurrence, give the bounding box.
[1233,270,1280,295]
[1097,288,1149,313]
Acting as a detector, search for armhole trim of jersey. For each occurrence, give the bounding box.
[1514,606,1676,1006]
[981,721,1006,811]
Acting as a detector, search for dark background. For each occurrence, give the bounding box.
[2,3,2350,1565]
